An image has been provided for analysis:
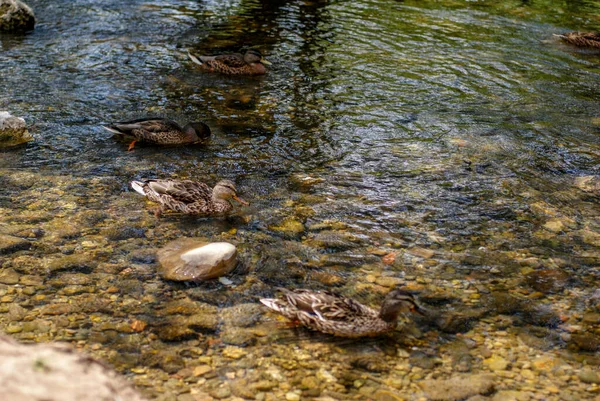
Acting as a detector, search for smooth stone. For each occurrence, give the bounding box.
[579,368,600,384]
[571,333,600,352]
[0,234,30,255]
[524,269,570,294]
[484,355,509,371]
[420,374,494,401]
[157,238,237,281]
[0,111,32,145]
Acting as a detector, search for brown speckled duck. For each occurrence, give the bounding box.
[130,179,248,217]
[103,118,211,151]
[260,288,423,338]
[188,49,272,75]
[554,32,600,48]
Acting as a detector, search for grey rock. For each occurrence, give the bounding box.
[0,334,148,401]
[157,238,238,281]
[0,111,32,146]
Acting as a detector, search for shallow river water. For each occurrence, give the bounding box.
[2,0,600,400]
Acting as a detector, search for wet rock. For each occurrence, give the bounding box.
[571,333,600,352]
[524,269,570,293]
[129,248,157,264]
[102,226,146,241]
[220,303,263,327]
[305,231,361,250]
[0,268,20,284]
[46,254,96,274]
[409,351,441,370]
[157,238,238,281]
[484,355,509,371]
[579,368,600,384]
[0,1,35,32]
[419,374,495,401]
[269,218,305,237]
[142,350,185,374]
[0,334,147,401]
[491,391,531,401]
[434,309,485,333]
[373,390,404,401]
[0,234,30,254]
[220,326,256,346]
[406,247,435,259]
[574,176,600,193]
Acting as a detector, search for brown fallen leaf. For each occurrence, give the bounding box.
[130,319,147,332]
[382,252,397,265]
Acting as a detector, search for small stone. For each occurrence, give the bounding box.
[543,219,564,233]
[521,369,535,380]
[406,247,434,259]
[524,269,570,294]
[571,333,600,352]
[0,269,20,285]
[0,234,30,255]
[222,346,246,359]
[484,355,509,371]
[373,389,404,401]
[420,374,494,401]
[0,1,35,32]
[579,368,600,384]
[193,365,212,377]
[285,392,300,401]
[157,238,238,281]
[269,218,305,237]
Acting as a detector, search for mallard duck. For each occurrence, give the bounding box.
[130,178,248,217]
[554,32,600,48]
[260,287,423,338]
[188,49,272,75]
[103,118,211,151]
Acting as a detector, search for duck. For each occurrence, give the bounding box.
[188,49,272,75]
[260,287,424,338]
[554,32,600,48]
[130,178,248,217]
[102,118,211,151]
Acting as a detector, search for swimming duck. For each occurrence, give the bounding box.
[103,118,211,151]
[260,287,423,338]
[130,178,248,217]
[554,32,600,48]
[188,49,272,75]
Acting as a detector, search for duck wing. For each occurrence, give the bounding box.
[146,179,211,204]
[213,53,247,68]
[281,289,374,321]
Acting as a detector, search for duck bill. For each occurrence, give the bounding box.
[260,58,272,66]
[233,195,249,206]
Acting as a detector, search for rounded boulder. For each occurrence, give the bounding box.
[157,238,238,281]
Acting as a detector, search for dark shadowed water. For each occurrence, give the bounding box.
[1,0,600,400]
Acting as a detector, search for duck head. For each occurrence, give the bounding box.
[244,49,272,66]
[213,180,249,206]
[379,288,424,323]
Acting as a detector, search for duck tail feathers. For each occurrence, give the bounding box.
[130,180,147,196]
[102,125,124,135]
[553,33,567,39]
[260,298,285,313]
[187,51,204,66]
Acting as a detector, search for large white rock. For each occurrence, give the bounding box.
[0,335,148,401]
[157,238,238,281]
[0,0,35,32]
[0,111,32,147]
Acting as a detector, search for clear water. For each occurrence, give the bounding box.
[2,0,600,399]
